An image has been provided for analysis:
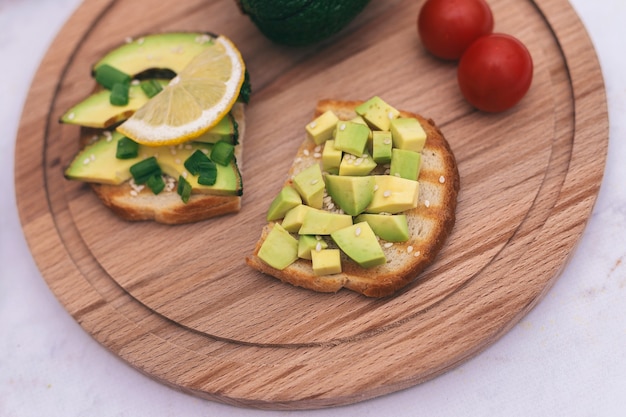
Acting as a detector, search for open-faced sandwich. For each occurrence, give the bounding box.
[62,32,251,224]
[246,97,459,297]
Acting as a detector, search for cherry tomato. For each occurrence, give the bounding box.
[418,0,494,60]
[457,33,533,112]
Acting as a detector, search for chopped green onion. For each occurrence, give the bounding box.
[198,161,217,185]
[177,175,192,203]
[130,157,161,184]
[237,70,251,104]
[210,141,235,166]
[184,149,211,175]
[109,82,130,106]
[116,136,139,159]
[140,79,163,98]
[146,174,165,194]
[94,64,131,90]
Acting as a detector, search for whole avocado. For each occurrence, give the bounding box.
[236,0,372,46]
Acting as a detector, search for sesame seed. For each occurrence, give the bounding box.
[310,179,319,185]
[339,123,346,131]
[384,168,391,175]
[67,112,75,120]
[201,148,209,154]
[83,158,91,165]
[182,171,188,178]
[424,200,430,208]
[439,175,446,183]
[354,158,363,166]
[407,246,414,254]
[387,111,394,119]
[314,145,322,152]
[414,251,421,257]
[303,149,310,156]
[383,138,392,145]
[315,242,322,252]
[355,227,362,236]
[313,152,322,158]
[130,190,138,197]
[131,79,140,86]
[383,190,391,197]
[196,34,211,44]
[309,121,317,129]
[374,185,379,191]
[170,76,180,86]
[125,36,133,44]
[384,242,394,248]
[327,202,335,210]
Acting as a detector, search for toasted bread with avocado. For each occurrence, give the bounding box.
[81,103,246,224]
[246,98,459,297]
[62,32,249,224]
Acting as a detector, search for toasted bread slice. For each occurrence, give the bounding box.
[86,102,246,224]
[246,99,459,297]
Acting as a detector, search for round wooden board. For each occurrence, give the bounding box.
[15,0,608,410]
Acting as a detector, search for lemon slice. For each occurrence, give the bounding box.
[117,35,245,146]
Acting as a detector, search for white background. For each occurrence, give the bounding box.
[1,0,625,415]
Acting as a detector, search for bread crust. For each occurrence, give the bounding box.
[246,100,460,297]
[81,102,246,224]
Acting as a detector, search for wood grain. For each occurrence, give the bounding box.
[14,0,608,409]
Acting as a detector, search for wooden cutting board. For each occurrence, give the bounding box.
[15,0,608,409]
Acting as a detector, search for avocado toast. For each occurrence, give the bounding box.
[62,32,250,224]
[246,98,459,297]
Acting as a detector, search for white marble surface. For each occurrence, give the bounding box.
[1,0,625,415]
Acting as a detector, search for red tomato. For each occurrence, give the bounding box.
[418,0,494,60]
[457,33,533,112]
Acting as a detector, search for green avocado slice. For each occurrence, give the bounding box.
[65,131,242,196]
[59,81,168,128]
[92,32,218,78]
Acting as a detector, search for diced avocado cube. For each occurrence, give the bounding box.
[372,131,393,164]
[322,139,342,174]
[355,96,400,131]
[306,110,339,145]
[354,213,410,242]
[299,208,353,235]
[389,148,422,180]
[311,249,342,275]
[298,235,328,260]
[257,224,299,270]
[281,204,314,232]
[338,152,377,176]
[333,121,370,157]
[331,222,386,268]
[266,186,302,221]
[366,175,420,214]
[390,117,427,151]
[325,174,375,216]
[350,116,369,126]
[292,164,325,209]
